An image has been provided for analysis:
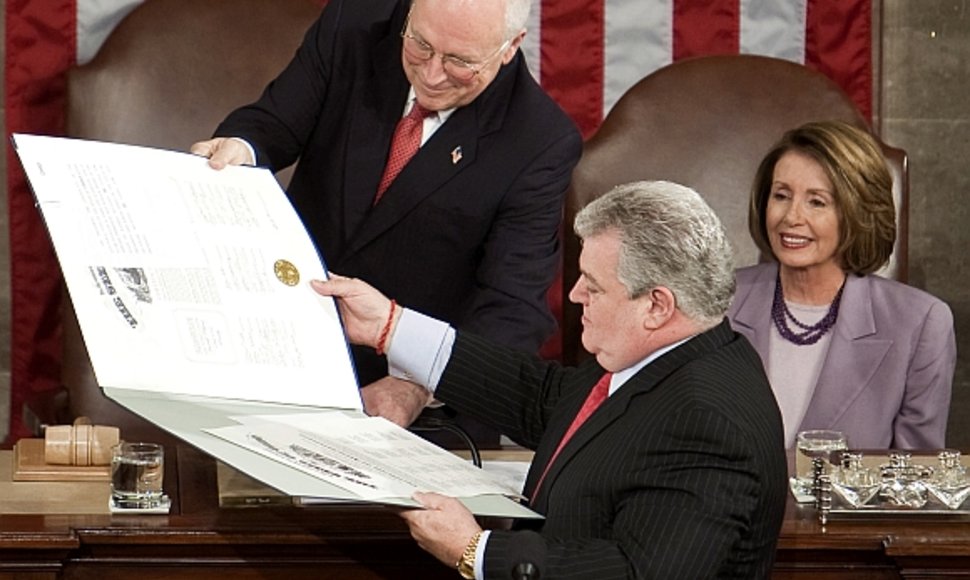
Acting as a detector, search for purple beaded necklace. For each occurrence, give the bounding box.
[771,272,846,346]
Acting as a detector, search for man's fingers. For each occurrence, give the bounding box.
[412,491,446,508]
[189,138,251,169]
[310,277,352,298]
[189,142,212,156]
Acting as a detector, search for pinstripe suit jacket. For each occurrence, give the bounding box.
[436,319,787,579]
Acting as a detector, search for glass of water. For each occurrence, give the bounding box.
[793,430,847,498]
[111,442,165,509]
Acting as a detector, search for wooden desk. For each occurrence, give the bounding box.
[0,444,455,579]
[774,473,970,579]
[5,444,970,579]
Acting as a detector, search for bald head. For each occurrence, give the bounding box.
[412,0,530,39]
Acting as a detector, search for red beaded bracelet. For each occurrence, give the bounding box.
[375,299,397,356]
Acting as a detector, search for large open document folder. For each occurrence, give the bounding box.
[13,134,537,518]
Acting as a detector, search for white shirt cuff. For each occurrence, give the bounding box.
[474,530,490,579]
[386,308,454,393]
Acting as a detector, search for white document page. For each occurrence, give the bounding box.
[208,412,524,501]
[104,389,540,518]
[480,460,531,495]
[14,134,541,519]
[13,134,360,410]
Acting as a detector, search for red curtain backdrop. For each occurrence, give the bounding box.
[3,0,871,443]
[4,0,75,443]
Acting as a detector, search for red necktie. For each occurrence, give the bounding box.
[531,372,613,499]
[374,102,432,204]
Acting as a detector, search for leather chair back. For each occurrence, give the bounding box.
[562,54,908,365]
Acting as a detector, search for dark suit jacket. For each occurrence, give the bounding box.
[729,262,955,448]
[436,320,788,579]
[214,0,582,389]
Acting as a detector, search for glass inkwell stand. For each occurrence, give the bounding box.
[925,450,970,509]
[878,451,932,509]
[812,450,970,522]
[830,451,880,508]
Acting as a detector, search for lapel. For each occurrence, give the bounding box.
[522,361,603,503]
[798,274,893,430]
[342,27,410,243]
[343,53,521,258]
[731,262,777,357]
[528,321,735,512]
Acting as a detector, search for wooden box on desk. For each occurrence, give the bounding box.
[11,438,110,482]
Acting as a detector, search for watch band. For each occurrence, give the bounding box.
[456,530,483,579]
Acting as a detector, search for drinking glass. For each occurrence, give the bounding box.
[793,430,847,497]
[111,442,165,509]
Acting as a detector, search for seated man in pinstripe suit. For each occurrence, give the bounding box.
[313,180,788,579]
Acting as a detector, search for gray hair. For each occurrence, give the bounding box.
[573,180,736,326]
[504,0,531,38]
[415,0,530,42]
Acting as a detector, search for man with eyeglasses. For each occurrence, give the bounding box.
[191,0,582,448]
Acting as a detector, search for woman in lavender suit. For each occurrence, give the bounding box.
[728,121,955,449]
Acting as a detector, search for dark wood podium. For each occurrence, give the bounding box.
[774,497,970,578]
[0,443,456,580]
[5,442,970,579]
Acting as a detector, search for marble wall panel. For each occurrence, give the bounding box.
[881,0,970,446]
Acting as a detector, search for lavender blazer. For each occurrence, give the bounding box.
[728,262,955,449]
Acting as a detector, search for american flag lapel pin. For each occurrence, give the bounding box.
[451,146,463,165]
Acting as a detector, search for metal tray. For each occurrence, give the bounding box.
[804,449,970,522]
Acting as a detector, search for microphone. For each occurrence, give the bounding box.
[512,562,540,580]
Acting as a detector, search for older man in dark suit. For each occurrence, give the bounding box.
[191,0,581,446]
[314,180,788,579]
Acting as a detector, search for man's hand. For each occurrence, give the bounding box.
[361,375,431,427]
[400,491,482,568]
[311,275,398,349]
[190,137,254,169]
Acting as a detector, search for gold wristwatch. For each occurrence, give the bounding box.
[456,530,483,579]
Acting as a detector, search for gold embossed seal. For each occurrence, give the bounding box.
[274,259,300,286]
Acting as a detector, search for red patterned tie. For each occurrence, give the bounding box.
[374,102,432,204]
[531,372,613,499]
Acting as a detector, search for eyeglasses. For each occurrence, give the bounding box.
[400,16,511,82]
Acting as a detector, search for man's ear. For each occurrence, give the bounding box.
[502,30,526,64]
[641,286,677,330]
